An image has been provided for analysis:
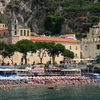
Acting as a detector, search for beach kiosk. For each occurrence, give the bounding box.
[61,68,81,76]
[0,66,16,77]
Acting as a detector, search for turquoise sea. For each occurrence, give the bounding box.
[0,85,100,100]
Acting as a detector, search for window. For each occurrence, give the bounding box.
[97,44,100,50]
[92,32,94,36]
[92,30,94,35]
[69,46,71,50]
[27,33,29,36]
[8,32,11,37]
[15,20,17,24]
[76,46,78,50]
[75,54,77,57]
[15,31,17,35]
[20,30,23,36]
[3,32,6,36]
[15,25,17,29]
[89,56,91,58]
[27,30,29,34]
[27,30,29,36]
[21,58,23,65]
[85,45,87,51]
[24,30,26,36]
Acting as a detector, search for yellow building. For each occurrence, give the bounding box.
[0,13,81,65]
[0,35,80,65]
[0,33,81,65]
[30,35,80,64]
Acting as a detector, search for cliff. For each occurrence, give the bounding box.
[0,0,100,39]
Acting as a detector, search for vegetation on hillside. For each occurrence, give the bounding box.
[0,0,100,39]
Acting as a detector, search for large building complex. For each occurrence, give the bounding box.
[81,23,100,62]
[30,36,80,64]
[0,13,81,65]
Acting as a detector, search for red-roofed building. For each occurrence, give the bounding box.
[0,23,9,43]
[30,36,81,63]
[31,36,80,43]
[0,17,81,64]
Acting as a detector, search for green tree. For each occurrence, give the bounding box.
[0,43,17,64]
[0,42,6,51]
[0,42,7,63]
[44,14,64,35]
[5,44,18,64]
[35,42,48,64]
[76,33,87,40]
[1,50,8,64]
[47,42,65,64]
[62,49,74,59]
[0,15,7,23]
[87,65,94,70]
[16,39,35,65]
[90,16,100,23]
[96,55,100,64]
[88,2,100,11]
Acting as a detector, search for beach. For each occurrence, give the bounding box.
[0,76,99,90]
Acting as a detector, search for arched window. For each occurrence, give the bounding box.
[85,45,87,51]
[24,30,26,36]
[21,58,23,65]
[15,25,17,29]
[15,31,17,35]
[15,20,18,24]
[27,30,29,36]
[3,25,5,28]
[20,30,23,36]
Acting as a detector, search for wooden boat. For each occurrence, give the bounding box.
[47,86,55,89]
[47,83,57,89]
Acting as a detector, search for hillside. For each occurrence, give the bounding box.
[0,0,100,39]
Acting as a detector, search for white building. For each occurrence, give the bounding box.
[81,22,100,62]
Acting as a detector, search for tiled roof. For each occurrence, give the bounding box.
[31,36,80,43]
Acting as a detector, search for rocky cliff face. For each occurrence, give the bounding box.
[5,0,49,34]
[0,0,10,14]
[1,0,100,37]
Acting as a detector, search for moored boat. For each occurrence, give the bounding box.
[47,86,55,89]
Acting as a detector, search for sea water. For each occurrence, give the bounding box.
[0,85,100,100]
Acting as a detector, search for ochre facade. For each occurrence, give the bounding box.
[0,13,81,65]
